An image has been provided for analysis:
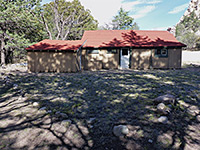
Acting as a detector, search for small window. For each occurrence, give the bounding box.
[155,48,168,57]
[122,48,128,56]
[107,49,117,54]
[88,49,99,54]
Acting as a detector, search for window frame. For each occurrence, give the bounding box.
[154,48,168,57]
[107,48,117,54]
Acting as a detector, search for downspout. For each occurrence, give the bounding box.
[150,49,153,69]
[76,39,87,71]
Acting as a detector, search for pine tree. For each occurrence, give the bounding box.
[0,0,43,65]
[176,11,200,48]
[112,7,139,30]
[102,8,139,30]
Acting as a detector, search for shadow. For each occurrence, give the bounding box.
[100,30,185,48]
[26,39,82,51]
[0,68,200,149]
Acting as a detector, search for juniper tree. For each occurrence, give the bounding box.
[0,0,43,65]
[39,0,98,40]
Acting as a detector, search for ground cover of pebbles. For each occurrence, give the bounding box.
[0,65,200,150]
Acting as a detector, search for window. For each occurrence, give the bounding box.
[122,48,129,56]
[88,49,99,54]
[107,49,117,54]
[155,48,168,57]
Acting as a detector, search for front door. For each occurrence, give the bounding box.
[121,48,130,69]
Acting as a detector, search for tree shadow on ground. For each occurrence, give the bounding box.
[0,68,200,149]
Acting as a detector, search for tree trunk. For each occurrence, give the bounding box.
[0,38,5,66]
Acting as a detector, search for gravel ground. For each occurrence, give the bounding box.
[0,64,200,150]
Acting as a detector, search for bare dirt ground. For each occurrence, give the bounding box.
[0,62,200,150]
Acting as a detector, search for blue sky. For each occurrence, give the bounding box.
[42,0,190,30]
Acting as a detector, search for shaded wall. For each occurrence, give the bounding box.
[27,48,182,73]
[131,48,182,69]
[82,49,119,71]
[131,49,151,69]
[27,52,78,72]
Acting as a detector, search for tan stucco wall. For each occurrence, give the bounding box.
[27,48,181,72]
[131,48,182,69]
[131,49,151,69]
[168,48,182,69]
[27,52,78,72]
[82,49,119,70]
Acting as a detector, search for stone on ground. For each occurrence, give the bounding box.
[157,133,173,148]
[196,115,200,122]
[87,118,96,124]
[33,102,39,107]
[61,120,72,126]
[154,94,175,104]
[39,107,46,111]
[113,125,129,137]
[158,116,168,124]
[157,103,171,115]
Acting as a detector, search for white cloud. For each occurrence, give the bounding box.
[69,0,162,26]
[79,0,123,25]
[146,0,162,4]
[132,5,156,19]
[122,0,161,10]
[168,3,188,14]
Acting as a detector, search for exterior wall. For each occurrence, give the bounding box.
[168,48,182,69]
[152,48,182,69]
[27,51,78,72]
[82,49,119,71]
[27,48,182,73]
[131,48,182,69]
[131,49,151,69]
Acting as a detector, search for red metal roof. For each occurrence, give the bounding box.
[82,30,186,48]
[25,39,83,51]
[26,30,186,51]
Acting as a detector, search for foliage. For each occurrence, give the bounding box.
[176,11,200,48]
[102,7,139,30]
[0,0,45,65]
[40,0,98,40]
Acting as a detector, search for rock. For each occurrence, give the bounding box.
[39,107,46,110]
[61,119,72,126]
[154,94,175,104]
[47,110,52,113]
[148,139,153,143]
[113,125,129,137]
[158,116,168,124]
[196,115,200,122]
[55,111,61,115]
[60,113,68,118]
[157,133,173,148]
[187,105,200,116]
[56,112,68,118]
[33,102,39,107]
[87,117,96,124]
[13,84,18,89]
[18,96,27,101]
[157,103,171,115]
[88,125,94,128]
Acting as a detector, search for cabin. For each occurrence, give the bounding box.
[26,30,186,72]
